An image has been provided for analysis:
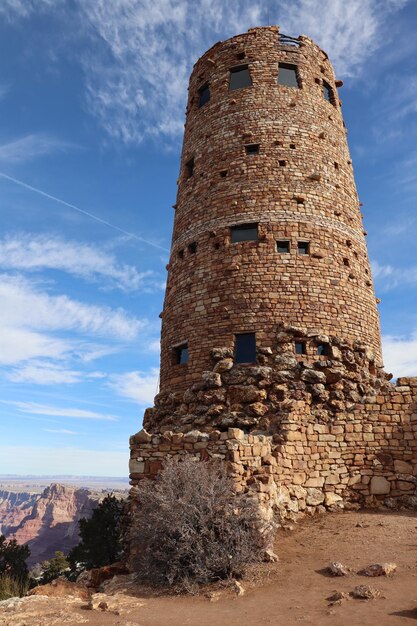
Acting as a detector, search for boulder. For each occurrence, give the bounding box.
[358,563,397,577]
[133,429,152,443]
[351,585,380,600]
[324,492,343,507]
[229,385,267,404]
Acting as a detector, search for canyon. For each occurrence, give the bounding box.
[0,483,102,566]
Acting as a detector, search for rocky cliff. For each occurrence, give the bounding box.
[0,484,100,565]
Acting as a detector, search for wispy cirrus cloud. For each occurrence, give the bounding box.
[0,1,410,145]
[0,134,76,164]
[8,400,117,421]
[0,234,152,291]
[0,273,147,367]
[44,428,80,435]
[6,362,99,385]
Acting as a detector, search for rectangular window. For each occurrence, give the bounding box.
[229,65,252,91]
[277,240,290,253]
[198,83,210,107]
[185,158,194,178]
[174,343,189,365]
[188,242,197,254]
[295,342,306,355]
[323,81,334,103]
[317,343,330,356]
[278,63,299,88]
[235,333,256,363]
[297,241,310,255]
[245,143,260,155]
[231,223,259,243]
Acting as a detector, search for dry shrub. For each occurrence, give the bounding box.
[131,457,274,589]
[0,574,28,600]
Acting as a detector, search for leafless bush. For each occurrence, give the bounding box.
[131,457,274,589]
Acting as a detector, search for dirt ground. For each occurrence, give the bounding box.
[2,509,417,626]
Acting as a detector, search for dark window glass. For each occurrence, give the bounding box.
[297,241,309,255]
[188,242,197,254]
[245,143,259,155]
[317,343,330,356]
[235,333,256,363]
[185,158,194,178]
[277,240,290,253]
[198,84,210,107]
[231,223,258,243]
[278,63,299,88]
[174,343,189,365]
[295,342,306,355]
[323,81,333,103]
[229,65,252,91]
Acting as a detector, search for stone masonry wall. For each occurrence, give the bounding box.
[160,25,381,393]
[130,324,417,518]
[129,28,416,522]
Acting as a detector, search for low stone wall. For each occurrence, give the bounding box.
[130,327,417,520]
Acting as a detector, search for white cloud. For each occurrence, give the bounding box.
[0,0,410,145]
[108,368,159,405]
[0,273,144,342]
[79,0,409,144]
[382,332,417,377]
[0,327,72,366]
[0,234,151,291]
[44,428,80,435]
[8,401,117,421]
[372,259,417,290]
[7,362,85,385]
[0,445,127,475]
[0,134,75,164]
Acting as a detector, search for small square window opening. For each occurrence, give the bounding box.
[317,343,330,356]
[174,343,189,365]
[229,65,252,91]
[236,52,245,60]
[295,342,306,355]
[323,81,334,104]
[277,240,290,253]
[188,242,197,254]
[277,63,299,88]
[245,143,259,155]
[198,84,210,108]
[279,160,286,167]
[297,241,310,255]
[235,333,256,363]
[220,170,228,178]
[185,158,194,179]
[177,249,184,259]
[290,143,296,149]
[231,223,259,243]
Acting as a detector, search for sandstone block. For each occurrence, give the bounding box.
[370,476,390,495]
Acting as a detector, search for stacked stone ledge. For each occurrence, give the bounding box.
[130,323,417,519]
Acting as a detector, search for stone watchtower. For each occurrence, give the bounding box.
[131,27,417,516]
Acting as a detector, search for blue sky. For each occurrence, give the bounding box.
[0,0,416,476]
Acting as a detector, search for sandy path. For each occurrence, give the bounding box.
[2,510,417,626]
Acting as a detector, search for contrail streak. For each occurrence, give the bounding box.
[0,171,169,252]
